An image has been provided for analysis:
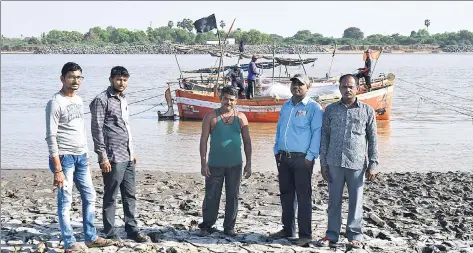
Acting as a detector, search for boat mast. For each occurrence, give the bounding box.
[213,18,236,98]
[272,40,275,85]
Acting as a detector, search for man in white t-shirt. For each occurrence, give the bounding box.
[45,62,116,251]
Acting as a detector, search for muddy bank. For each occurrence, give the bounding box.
[1,169,472,252]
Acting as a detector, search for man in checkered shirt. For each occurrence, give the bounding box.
[89,66,150,243]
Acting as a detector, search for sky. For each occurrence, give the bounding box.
[1,1,473,38]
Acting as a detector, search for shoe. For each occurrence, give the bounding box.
[295,237,312,247]
[85,237,117,248]
[269,229,294,238]
[106,235,122,241]
[223,229,237,237]
[198,228,211,237]
[348,240,363,249]
[314,237,337,248]
[128,232,151,243]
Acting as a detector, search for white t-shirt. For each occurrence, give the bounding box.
[45,92,88,157]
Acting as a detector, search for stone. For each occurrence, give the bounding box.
[45,240,59,248]
[134,244,149,251]
[7,219,22,225]
[7,240,24,246]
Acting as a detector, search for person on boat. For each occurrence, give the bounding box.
[246,55,259,99]
[198,86,252,237]
[356,50,372,91]
[270,74,324,246]
[45,62,116,252]
[315,74,378,249]
[89,66,150,243]
[226,64,245,97]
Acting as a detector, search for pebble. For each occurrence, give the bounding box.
[1,169,472,253]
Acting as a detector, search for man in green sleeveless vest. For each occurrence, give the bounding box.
[198,86,253,237]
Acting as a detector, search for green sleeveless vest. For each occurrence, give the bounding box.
[207,108,243,167]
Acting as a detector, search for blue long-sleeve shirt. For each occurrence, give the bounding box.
[274,96,324,161]
[248,61,258,80]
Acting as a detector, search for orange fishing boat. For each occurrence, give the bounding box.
[158,73,395,122]
[158,40,394,122]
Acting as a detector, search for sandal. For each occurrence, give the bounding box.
[315,237,337,248]
[64,244,82,253]
[128,232,151,243]
[86,237,118,248]
[348,240,363,249]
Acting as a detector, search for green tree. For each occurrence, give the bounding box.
[177,18,194,32]
[168,21,174,29]
[343,27,364,40]
[109,28,130,44]
[424,19,431,32]
[293,30,312,41]
[194,31,217,44]
[26,37,41,45]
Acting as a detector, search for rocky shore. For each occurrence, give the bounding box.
[31,44,329,55]
[440,45,473,53]
[1,169,472,253]
[2,44,473,55]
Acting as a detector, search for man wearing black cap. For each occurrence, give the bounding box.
[270,74,324,246]
[226,64,245,98]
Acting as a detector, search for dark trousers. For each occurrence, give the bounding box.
[246,80,256,99]
[102,161,138,237]
[232,81,245,97]
[355,72,371,90]
[199,164,242,231]
[277,153,313,238]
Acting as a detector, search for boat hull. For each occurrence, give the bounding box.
[175,78,395,122]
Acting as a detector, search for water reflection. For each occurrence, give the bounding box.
[377,120,392,137]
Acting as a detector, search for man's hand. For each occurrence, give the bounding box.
[201,164,211,177]
[53,171,65,188]
[243,162,252,179]
[275,154,281,168]
[133,156,137,166]
[365,168,377,181]
[305,159,314,169]
[100,160,112,173]
[320,165,329,181]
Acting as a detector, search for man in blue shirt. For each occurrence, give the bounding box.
[246,55,259,99]
[270,74,324,246]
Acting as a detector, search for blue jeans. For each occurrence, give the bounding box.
[49,153,98,248]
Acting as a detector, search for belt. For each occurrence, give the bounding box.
[278,150,306,158]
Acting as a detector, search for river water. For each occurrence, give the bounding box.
[1,53,472,172]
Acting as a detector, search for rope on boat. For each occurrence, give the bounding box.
[397,78,473,102]
[412,97,424,119]
[396,84,473,118]
[126,87,159,95]
[84,94,165,115]
[128,94,164,105]
[130,102,167,116]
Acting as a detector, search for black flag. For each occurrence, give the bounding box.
[193,14,218,33]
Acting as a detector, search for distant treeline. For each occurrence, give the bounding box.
[2,18,473,47]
